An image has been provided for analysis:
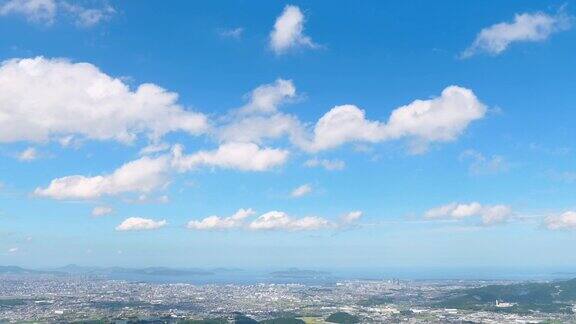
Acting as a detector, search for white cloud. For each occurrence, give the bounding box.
[304,158,345,171]
[0,57,208,144]
[171,142,289,172]
[462,10,572,57]
[218,27,244,39]
[128,194,170,205]
[425,202,513,225]
[24,78,486,204]
[249,211,330,231]
[91,206,113,217]
[188,209,361,232]
[305,104,385,151]
[220,82,484,154]
[8,247,19,253]
[383,86,486,143]
[36,141,289,200]
[218,112,305,144]
[544,211,576,230]
[34,155,170,200]
[269,5,317,54]
[291,183,312,198]
[303,86,486,152]
[0,0,56,24]
[217,79,306,145]
[0,0,114,26]
[238,79,296,114]
[460,149,509,175]
[116,217,167,231]
[481,205,514,225]
[139,142,171,156]
[17,147,38,161]
[341,210,363,224]
[216,80,304,144]
[60,1,115,27]
[187,208,255,230]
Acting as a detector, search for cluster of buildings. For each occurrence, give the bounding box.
[0,274,573,323]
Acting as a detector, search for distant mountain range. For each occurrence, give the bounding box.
[55,264,216,276]
[0,265,244,277]
[0,265,62,275]
[270,268,331,279]
[0,265,336,283]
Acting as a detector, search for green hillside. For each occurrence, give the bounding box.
[435,278,576,314]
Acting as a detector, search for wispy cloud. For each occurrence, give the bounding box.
[425,202,513,226]
[17,147,38,161]
[460,149,509,175]
[0,0,115,27]
[290,183,312,198]
[91,206,113,217]
[116,217,167,231]
[462,9,572,58]
[218,27,244,40]
[0,0,56,24]
[304,158,345,171]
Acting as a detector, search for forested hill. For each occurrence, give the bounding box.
[436,278,576,314]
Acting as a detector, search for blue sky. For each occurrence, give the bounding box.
[0,0,575,271]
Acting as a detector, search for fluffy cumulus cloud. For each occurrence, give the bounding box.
[249,211,330,231]
[425,202,513,225]
[217,79,305,145]
[115,217,167,231]
[238,79,296,115]
[269,5,316,54]
[219,82,486,154]
[384,87,486,143]
[91,206,113,217]
[305,105,386,151]
[187,208,255,230]
[303,86,486,152]
[462,10,572,57]
[0,57,208,144]
[35,142,290,200]
[34,156,170,200]
[291,183,312,198]
[0,0,115,26]
[544,211,576,230]
[16,71,487,203]
[171,142,289,172]
[187,209,362,231]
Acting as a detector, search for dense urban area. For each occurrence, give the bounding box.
[0,267,575,323]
